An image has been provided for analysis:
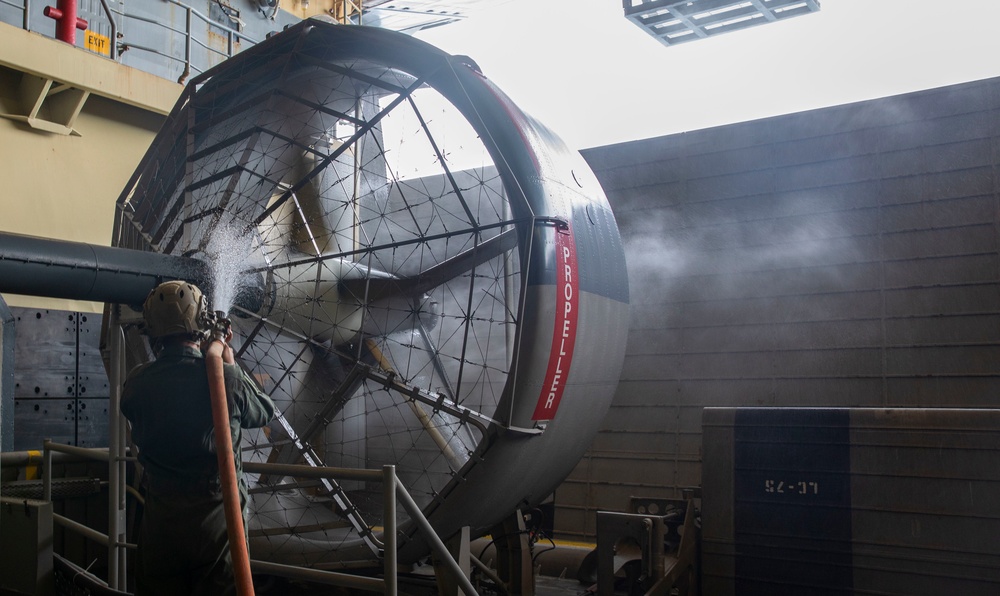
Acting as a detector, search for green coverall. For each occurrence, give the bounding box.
[121,343,275,596]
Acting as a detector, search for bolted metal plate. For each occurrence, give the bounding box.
[9,308,112,448]
[77,312,110,399]
[76,398,109,448]
[12,398,75,450]
[11,308,77,399]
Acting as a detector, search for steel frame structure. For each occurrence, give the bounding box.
[624,0,820,47]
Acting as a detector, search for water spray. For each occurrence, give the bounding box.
[203,224,258,317]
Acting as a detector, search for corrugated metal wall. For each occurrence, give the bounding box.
[555,76,1000,540]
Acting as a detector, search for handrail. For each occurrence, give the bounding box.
[42,442,479,596]
[108,316,128,589]
[3,0,116,59]
[41,438,136,593]
[0,447,135,466]
[97,0,118,59]
[0,0,31,30]
[113,0,260,84]
[165,0,258,45]
[4,0,258,82]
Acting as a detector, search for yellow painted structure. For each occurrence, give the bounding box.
[0,25,182,312]
[286,0,363,22]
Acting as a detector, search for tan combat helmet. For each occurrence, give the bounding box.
[142,280,208,339]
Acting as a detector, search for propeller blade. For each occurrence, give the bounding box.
[340,227,517,303]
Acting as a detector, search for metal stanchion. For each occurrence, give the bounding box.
[383,465,397,596]
[42,439,53,502]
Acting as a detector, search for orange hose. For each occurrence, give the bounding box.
[205,339,255,596]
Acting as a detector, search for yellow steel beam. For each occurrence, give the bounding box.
[0,23,181,116]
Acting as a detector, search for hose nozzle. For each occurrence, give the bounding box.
[208,309,232,342]
[198,309,231,342]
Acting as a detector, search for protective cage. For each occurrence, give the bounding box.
[110,18,629,567]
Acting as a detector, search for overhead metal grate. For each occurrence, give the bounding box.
[624,0,820,47]
[359,0,512,33]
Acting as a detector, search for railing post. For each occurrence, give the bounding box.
[183,7,193,81]
[383,465,397,596]
[396,482,478,596]
[107,311,127,589]
[97,0,118,60]
[42,438,52,501]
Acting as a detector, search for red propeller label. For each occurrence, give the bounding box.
[532,226,579,421]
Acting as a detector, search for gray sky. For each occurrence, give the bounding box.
[416,0,1000,150]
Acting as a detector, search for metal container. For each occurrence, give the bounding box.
[702,407,1000,595]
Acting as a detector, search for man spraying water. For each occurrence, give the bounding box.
[121,280,274,595]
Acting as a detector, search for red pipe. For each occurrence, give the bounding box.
[43,0,88,45]
[205,339,256,596]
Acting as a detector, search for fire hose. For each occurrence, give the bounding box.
[205,311,255,596]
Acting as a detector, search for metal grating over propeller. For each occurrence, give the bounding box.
[110,18,629,567]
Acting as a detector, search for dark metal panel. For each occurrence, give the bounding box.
[597,406,676,434]
[621,176,866,221]
[686,168,774,201]
[559,76,1000,545]
[625,328,683,355]
[705,408,1000,594]
[685,119,776,155]
[668,381,775,406]
[879,139,994,179]
[590,430,677,454]
[886,377,1000,407]
[626,302,680,329]
[0,297,13,451]
[771,348,883,377]
[75,399,109,448]
[884,313,1000,345]
[621,208,884,255]
[11,308,76,400]
[769,128,881,168]
[733,408,853,594]
[8,308,112,448]
[681,144,776,179]
[632,379,884,409]
[607,180,686,209]
[12,398,76,451]
[647,235,883,277]
[880,167,994,204]
[883,224,996,260]
[618,354,682,382]
[551,505,593,539]
[76,312,109,400]
[881,195,994,233]
[660,319,882,354]
[773,155,881,192]
[880,110,994,153]
[676,290,884,326]
[608,380,681,406]
[885,284,1000,317]
[886,345,1000,377]
[770,378,883,407]
[774,101,885,140]
[582,138,683,172]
